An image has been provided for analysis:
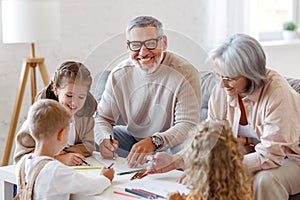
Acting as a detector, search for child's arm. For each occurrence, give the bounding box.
[146,152,185,174]
[54,152,86,166]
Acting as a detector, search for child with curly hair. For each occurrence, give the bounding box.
[167,120,253,200]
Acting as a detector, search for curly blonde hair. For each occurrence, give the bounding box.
[184,120,252,200]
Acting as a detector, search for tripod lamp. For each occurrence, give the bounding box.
[1,0,60,166]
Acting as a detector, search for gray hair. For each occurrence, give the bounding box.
[126,16,164,39]
[209,33,267,94]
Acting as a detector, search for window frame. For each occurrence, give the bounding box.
[259,0,300,41]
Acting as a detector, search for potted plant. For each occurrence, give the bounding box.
[282,21,298,40]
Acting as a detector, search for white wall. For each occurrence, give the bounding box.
[0,0,299,164]
[0,0,207,163]
[262,41,300,79]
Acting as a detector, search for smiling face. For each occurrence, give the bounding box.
[54,83,88,116]
[127,26,167,73]
[215,65,249,96]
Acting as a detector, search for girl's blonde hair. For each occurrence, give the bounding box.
[184,120,252,200]
[43,61,97,117]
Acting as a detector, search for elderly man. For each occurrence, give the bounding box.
[94,16,201,167]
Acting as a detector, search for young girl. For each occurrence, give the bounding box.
[15,99,114,200]
[162,120,253,200]
[14,61,97,166]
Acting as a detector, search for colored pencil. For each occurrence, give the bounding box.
[110,135,116,159]
[117,169,145,175]
[137,172,148,179]
[125,188,155,199]
[137,189,166,199]
[81,160,90,166]
[107,163,114,169]
[73,166,102,170]
[130,170,146,180]
[131,189,156,198]
[113,190,140,199]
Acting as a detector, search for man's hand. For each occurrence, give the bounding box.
[127,137,156,168]
[54,152,86,166]
[99,138,119,159]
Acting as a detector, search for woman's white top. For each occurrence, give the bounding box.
[238,124,260,145]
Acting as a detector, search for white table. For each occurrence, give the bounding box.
[0,165,16,200]
[73,168,187,200]
[74,152,189,199]
[0,153,189,200]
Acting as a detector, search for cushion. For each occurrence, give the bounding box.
[91,71,111,102]
[199,71,217,120]
[286,77,300,94]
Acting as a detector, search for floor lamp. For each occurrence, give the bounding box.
[1,0,60,166]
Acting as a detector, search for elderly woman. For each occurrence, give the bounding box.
[147,34,300,200]
[207,33,300,199]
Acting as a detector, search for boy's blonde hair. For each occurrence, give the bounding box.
[184,120,252,200]
[28,99,72,140]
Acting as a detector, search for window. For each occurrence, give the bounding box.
[258,0,300,41]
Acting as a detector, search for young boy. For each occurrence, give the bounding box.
[15,99,114,200]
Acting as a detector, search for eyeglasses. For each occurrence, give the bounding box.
[127,36,163,52]
[215,72,241,87]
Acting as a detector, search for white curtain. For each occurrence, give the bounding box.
[201,0,259,51]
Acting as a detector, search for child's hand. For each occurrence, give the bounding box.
[101,167,115,182]
[177,173,187,184]
[54,152,86,166]
[146,152,177,174]
[168,192,185,200]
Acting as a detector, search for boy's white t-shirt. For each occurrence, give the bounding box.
[15,154,111,200]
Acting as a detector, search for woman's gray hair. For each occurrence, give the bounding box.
[209,33,267,94]
[126,16,164,39]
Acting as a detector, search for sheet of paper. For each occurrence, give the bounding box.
[114,170,190,198]
[71,153,191,200]
[91,151,151,172]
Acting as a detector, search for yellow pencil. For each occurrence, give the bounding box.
[73,166,102,170]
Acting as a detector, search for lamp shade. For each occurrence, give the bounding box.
[1,0,60,44]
